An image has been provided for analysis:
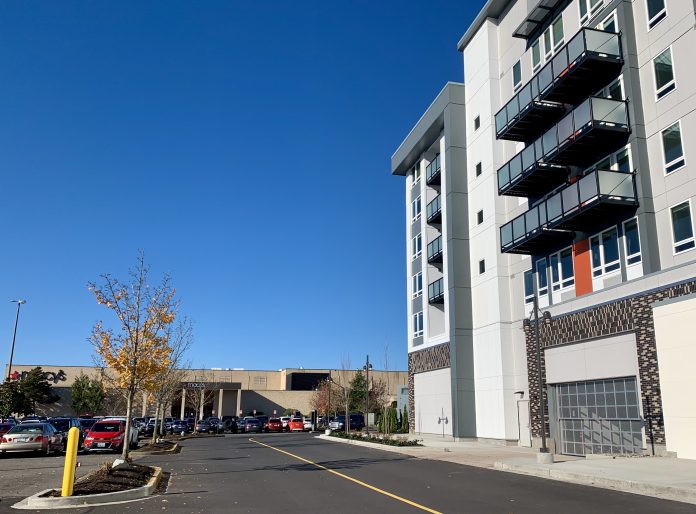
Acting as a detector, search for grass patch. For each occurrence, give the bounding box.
[329,431,422,447]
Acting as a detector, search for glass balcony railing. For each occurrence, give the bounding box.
[495,27,623,142]
[500,169,638,255]
[427,236,443,263]
[426,195,442,224]
[498,96,630,197]
[426,154,441,185]
[428,278,445,304]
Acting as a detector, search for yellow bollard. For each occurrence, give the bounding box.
[61,426,80,497]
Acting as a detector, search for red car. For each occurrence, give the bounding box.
[83,420,127,452]
[287,417,304,432]
[266,418,283,432]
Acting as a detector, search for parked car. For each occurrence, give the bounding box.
[100,417,139,448]
[206,417,220,432]
[279,416,291,431]
[144,418,166,437]
[20,415,46,423]
[288,417,304,432]
[303,418,313,431]
[195,419,212,433]
[48,417,84,450]
[0,423,63,455]
[256,415,269,431]
[83,420,134,452]
[329,414,365,432]
[171,419,190,434]
[216,418,238,434]
[78,418,98,433]
[0,422,15,438]
[266,418,283,432]
[242,418,262,433]
[185,418,196,431]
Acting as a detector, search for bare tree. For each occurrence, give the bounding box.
[185,369,216,421]
[335,354,352,431]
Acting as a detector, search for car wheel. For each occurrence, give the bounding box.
[46,444,52,457]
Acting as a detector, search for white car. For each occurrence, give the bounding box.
[303,418,313,431]
[280,416,291,430]
[101,417,139,448]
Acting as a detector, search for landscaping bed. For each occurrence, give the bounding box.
[329,431,422,447]
[136,440,179,453]
[44,463,155,497]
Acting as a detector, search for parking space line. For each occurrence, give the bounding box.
[249,438,442,514]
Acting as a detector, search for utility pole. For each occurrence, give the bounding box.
[7,300,26,380]
[363,355,372,434]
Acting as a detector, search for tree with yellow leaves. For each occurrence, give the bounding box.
[88,252,176,460]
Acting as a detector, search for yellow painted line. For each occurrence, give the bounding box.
[249,438,442,514]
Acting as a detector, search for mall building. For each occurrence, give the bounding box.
[392,0,696,458]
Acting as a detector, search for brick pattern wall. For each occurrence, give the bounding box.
[525,279,696,446]
[407,342,451,431]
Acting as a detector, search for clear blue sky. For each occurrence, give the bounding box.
[0,1,480,372]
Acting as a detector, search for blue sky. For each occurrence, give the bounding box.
[0,1,479,372]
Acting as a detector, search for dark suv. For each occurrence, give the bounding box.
[329,414,365,432]
[48,417,84,450]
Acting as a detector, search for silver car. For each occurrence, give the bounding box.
[0,423,63,455]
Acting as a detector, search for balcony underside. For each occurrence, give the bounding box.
[427,212,442,224]
[428,293,444,304]
[427,251,443,264]
[547,124,630,167]
[543,54,623,105]
[497,102,566,142]
[500,163,568,197]
[426,168,441,185]
[552,197,638,231]
[502,229,574,255]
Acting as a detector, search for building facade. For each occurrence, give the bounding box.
[393,0,696,459]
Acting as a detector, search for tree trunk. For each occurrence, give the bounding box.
[151,403,160,445]
[122,389,133,461]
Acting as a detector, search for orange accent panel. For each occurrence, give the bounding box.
[573,239,593,296]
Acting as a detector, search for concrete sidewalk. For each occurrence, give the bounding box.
[317,432,696,505]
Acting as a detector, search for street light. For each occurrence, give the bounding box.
[363,355,372,434]
[7,300,26,381]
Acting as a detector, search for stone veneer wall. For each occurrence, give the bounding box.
[525,278,696,447]
[407,342,451,431]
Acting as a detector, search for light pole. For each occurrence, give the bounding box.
[363,355,372,434]
[524,294,551,459]
[7,300,26,381]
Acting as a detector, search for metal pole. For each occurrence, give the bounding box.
[327,377,331,427]
[534,295,548,453]
[7,300,25,381]
[365,355,370,435]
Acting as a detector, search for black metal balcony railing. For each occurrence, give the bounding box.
[495,28,623,142]
[427,195,442,224]
[426,154,441,185]
[500,169,638,255]
[427,236,443,264]
[498,96,630,198]
[428,278,445,304]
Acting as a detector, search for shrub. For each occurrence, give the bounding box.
[328,431,421,447]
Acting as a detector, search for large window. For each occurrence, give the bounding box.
[653,47,675,100]
[412,272,423,299]
[537,258,549,296]
[532,39,542,71]
[413,311,424,338]
[598,76,624,100]
[550,247,575,291]
[595,146,631,173]
[411,196,421,222]
[671,201,695,254]
[598,9,618,32]
[662,121,685,174]
[411,234,422,260]
[646,0,667,29]
[512,60,522,92]
[413,164,421,185]
[533,16,564,71]
[580,0,604,25]
[591,227,620,277]
[623,218,642,265]
[524,270,535,304]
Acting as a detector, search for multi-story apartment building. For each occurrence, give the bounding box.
[393,0,696,459]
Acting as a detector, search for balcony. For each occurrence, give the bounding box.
[426,154,441,185]
[500,169,637,255]
[498,139,569,197]
[428,278,444,304]
[427,236,443,264]
[496,28,623,142]
[427,195,442,224]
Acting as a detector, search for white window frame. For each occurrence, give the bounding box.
[598,9,618,32]
[579,0,605,26]
[536,258,549,297]
[411,234,422,260]
[622,218,642,266]
[412,311,424,338]
[550,246,575,291]
[411,195,421,222]
[646,0,667,30]
[412,271,423,299]
[532,39,542,73]
[413,163,421,185]
[670,200,696,254]
[653,46,676,101]
[512,60,522,93]
[661,120,686,175]
[594,145,632,172]
[532,15,564,72]
[598,75,624,100]
[590,226,621,277]
[524,269,535,304]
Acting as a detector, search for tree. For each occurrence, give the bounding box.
[0,381,30,418]
[89,253,175,460]
[400,405,410,434]
[348,370,366,412]
[71,373,106,415]
[336,355,352,431]
[19,367,59,413]
[185,369,216,421]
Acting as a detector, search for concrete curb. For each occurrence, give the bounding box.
[316,434,423,456]
[494,461,696,505]
[14,466,162,509]
[131,442,179,455]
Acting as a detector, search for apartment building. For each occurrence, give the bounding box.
[393,0,696,459]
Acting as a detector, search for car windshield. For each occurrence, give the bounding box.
[291,418,302,422]
[79,419,97,429]
[91,423,121,432]
[49,419,71,431]
[246,420,260,425]
[9,424,44,434]
[1,423,15,431]
[269,418,280,423]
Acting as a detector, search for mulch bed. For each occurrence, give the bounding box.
[44,464,155,496]
[136,440,178,453]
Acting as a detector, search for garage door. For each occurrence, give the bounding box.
[557,377,643,456]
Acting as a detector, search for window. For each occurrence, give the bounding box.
[590,227,620,277]
[512,61,522,92]
[579,0,604,25]
[599,9,618,32]
[532,39,541,71]
[536,258,548,296]
[478,259,486,274]
[413,311,424,338]
[413,164,421,185]
[662,122,685,174]
[412,272,423,298]
[599,76,624,100]
[623,218,642,265]
[646,0,667,29]
[653,47,675,100]
[474,116,480,131]
[671,201,695,253]
[411,234,422,259]
[533,15,564,70]
[411,196,421,222]
[551,15,564,51]
[550,247,575,291]
[524,269,535,304]
[477,210,484,225]
[595,146,631,172]
[475,162,482,177]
